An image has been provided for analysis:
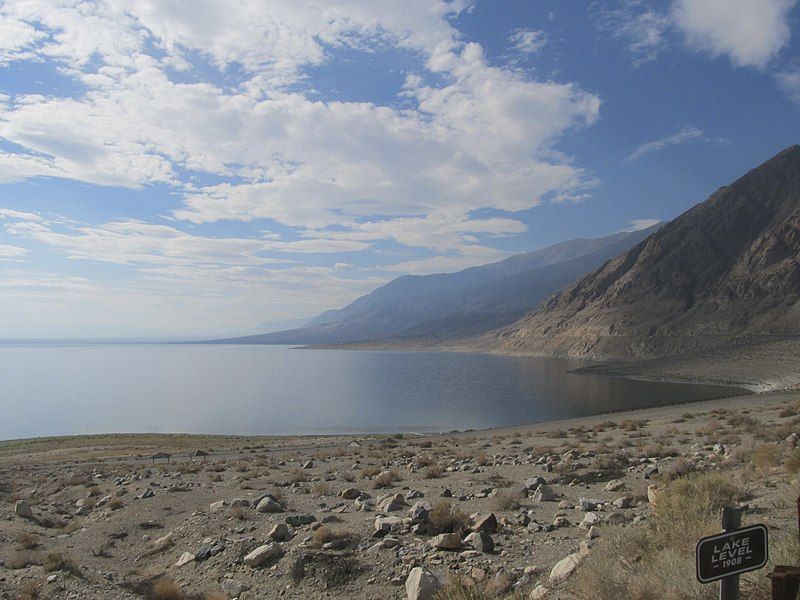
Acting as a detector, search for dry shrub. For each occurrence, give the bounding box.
[359,465,381,479]
[424,465,444,479]
[434,574,521,600]
[371,469,399,489]
[428,501,470,535]
[785,448,800,474]
[311,483,330,498]
[7,550,42,569]
[311,526,353,548]
[492,488,523,511]
[18,580,42,600]
[748,443,783,470]
[108,497,124,510]
[152,577,187,600]
[43,551,81,576]
[16,531,40,550]
[652,472,741,552]
[290,551,362,589]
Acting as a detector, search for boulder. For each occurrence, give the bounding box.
[464,531,494,553]
[531,484,556,502]
[14,500,33,519]
[549,553,581,585]
[256,497,283,514]
[578,497,602,511]
[579,512,601,530]
[471,513,498,533]
[374,515,404,536]
[286,514,316,526]
[409,501,431,523]
[429,532,463,550]
[604,479,624,492]
[647,485,661,507]
[529,584,549,599]
[405,567,443,600]
[605,512,627,526]
[175,552,195,567]
[222,579,247,597]
[268,522,290,542]
[339,488,361,500]
[243,543,284,567]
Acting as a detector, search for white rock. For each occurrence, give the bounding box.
[405,567,443,600]
[175,552,195,567]
[549,553,581,585]
[243,543,284,567]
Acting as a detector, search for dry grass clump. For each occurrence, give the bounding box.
[7,550,43,569]
[424,465,444,479]
[311,482,331,498]
[16,531,41,550]
[565,472,753,599]
[428,500,470,535]
[492,488,523,511]
[371,469,399,489]
[310,526,354,548]
[785,448,800,473]
[43,550,81,576]
[434,574,524,599]
[108,497,125,510]
[18,580,42,600]
[151,577,187,600]
[289,550,362,589]
[359,465,381,479]
[748,443,783,470]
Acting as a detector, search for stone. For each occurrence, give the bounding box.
[605,479,624,492]
[529,585,549,599]
[552,516,571,528]
[531,484,556,502]
[406,567,443,600]
[339,488,361,500]
[471,513,498,533]
[409,501,431,523]
[578,497,602,511]
[549,553,581,585]
[175,552,195,567]
[613,496,632,509]
[243,543,284,567]
[209,500,227,512]
[222,579,247,597]
[525,476,547,489]
[379,493,406,512]
[430,532,463,550]
[286,514,316,526]
[374,515,404,536]
[14,500,33,518]
[557,500,572,509]
[268,522,290,542]
[605,512,627,525]
[256,497,283,513]
[464,531,494,553]
[302,460,314,469]
[579,512,601,530]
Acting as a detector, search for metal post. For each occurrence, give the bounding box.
[720,507,742,600]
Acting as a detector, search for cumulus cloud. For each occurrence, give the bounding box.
[0,0,606,332]
[673,0,796,68]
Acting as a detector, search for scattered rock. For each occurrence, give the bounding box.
[549,553,581,585]
[430,532,463,550]
[405,567,443,600]
[14,500,33,519]
[464,531,494,553]
[243,543,284,568]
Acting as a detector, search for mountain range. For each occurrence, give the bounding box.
[489,145,800,359]
[218,225,661,345]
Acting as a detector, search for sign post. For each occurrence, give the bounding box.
[695,508,769,599]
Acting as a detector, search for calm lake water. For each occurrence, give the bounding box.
[0,344,744,440]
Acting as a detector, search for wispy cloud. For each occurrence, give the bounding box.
[625,125,706,162]
[596,0,671,64]
[508,29,548,55]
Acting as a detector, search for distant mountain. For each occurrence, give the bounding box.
[490,145,800,359]
[215,225,661,345]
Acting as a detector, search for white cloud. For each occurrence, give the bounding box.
[0,0,607,333]
[0,243,29,259]
[777,68,800,104]
[673,0,796,68]
[597,1,672,64]
[625,125,705,162]
[508,29,547,55]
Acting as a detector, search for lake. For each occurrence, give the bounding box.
[0,343,745,440]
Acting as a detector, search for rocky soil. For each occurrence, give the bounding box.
[0,392,798,600]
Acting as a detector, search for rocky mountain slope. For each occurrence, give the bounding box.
[491,145,800,359]
[217,226,659,345]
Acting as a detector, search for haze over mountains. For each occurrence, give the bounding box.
[491,145,800,359]
[220,225,660,345]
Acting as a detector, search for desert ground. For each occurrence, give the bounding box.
[1,391,799,600]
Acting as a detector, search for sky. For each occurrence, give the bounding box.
[0,0,799,339]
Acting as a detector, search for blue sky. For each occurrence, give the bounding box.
[0,0,799,338]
